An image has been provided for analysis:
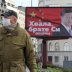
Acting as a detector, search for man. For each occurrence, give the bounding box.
[0,10,37,72]
[53,8,72,37]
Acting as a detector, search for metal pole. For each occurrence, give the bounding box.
[31,0,32,7]
[42,39,47,68]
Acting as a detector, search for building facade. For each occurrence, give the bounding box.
[17,6,25,12]
[38,0,72,7]
[47,38,72,67]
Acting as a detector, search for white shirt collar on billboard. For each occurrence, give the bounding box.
[61,23,71,33]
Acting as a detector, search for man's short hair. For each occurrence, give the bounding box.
[1,10,18,18]
[61,8,72,16]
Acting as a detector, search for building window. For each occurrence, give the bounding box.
[2,0,5,3]
[55,56,59,62]
[48,56,52,64]
[2,10,4,13]
[8,3,10,6]
[12,4,14,7]
[45,5,49,7]
[63,42,70,51]
[64,56,68,61]
[49,42,53,51]
[1,3,3,7]
[55,42,60,51]
[0,9,1,12]
[4,4,6,8]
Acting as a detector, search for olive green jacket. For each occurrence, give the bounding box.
[0,24,37,72]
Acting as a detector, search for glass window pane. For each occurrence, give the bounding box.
[55,56,59,62]
[64,56,68,61]
[49,42,53,51]
[63,42,70,51]
[55,42,60,51]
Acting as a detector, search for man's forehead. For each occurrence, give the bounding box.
[2,15,14,19]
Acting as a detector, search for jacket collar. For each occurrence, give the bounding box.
[1,23,19,36]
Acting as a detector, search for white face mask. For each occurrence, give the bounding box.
[2,18,11,26]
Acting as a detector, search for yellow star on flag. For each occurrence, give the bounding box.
[30,12,36,17]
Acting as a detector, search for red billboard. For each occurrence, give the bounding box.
[25,7,72,38]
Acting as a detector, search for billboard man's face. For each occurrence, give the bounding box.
[61,13,72,27]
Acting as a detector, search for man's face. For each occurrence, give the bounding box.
[7,16,17,24]
[62,13,72,27]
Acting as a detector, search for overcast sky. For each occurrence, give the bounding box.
[15,0,39,7]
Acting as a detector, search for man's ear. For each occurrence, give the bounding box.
[12,16,17,23]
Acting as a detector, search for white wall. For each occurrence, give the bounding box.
[39,0,72,6]
[5,0,15,5]
[0,0,2,3]
[18,11,25,29]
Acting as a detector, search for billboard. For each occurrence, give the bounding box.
[25,7,72,38]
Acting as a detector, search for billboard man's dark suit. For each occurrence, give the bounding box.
[53,24,70,37]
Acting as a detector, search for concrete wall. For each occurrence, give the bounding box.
[47,51,72,67]
[39,0,72,6]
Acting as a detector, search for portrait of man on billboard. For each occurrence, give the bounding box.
[53,8,72,37]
